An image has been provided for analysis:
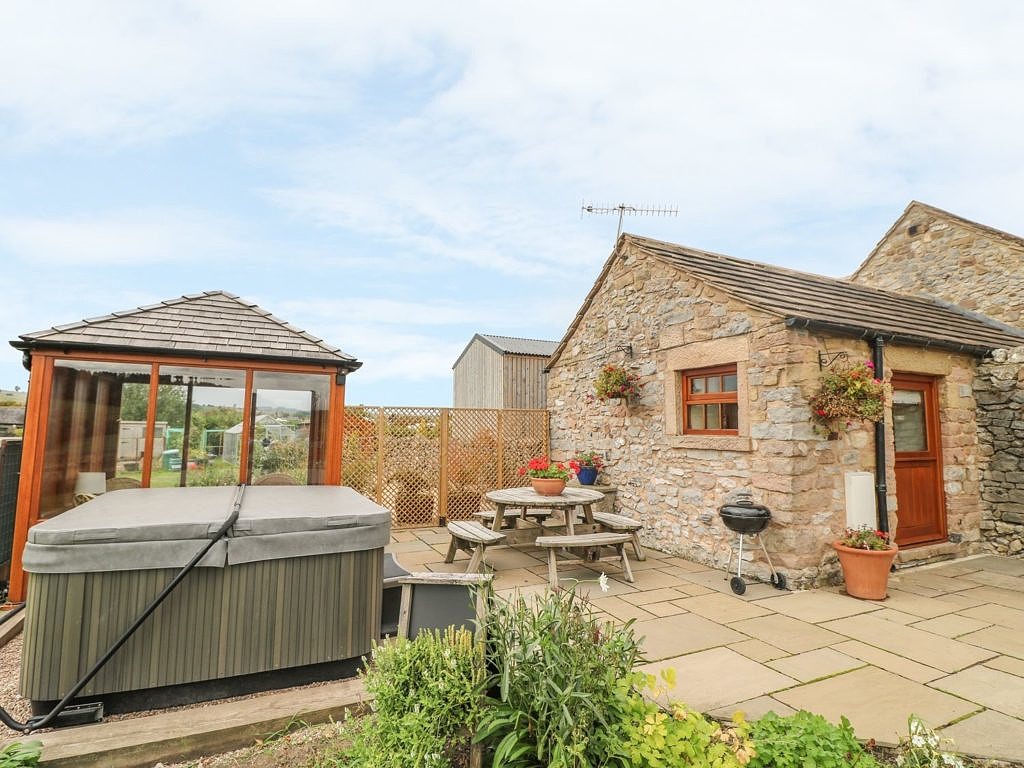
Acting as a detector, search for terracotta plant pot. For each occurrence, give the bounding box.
[530,478,566,496]
[833,541,899,600]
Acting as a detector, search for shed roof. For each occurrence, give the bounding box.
[12,291,361,371]
[453,333,559,369]
[547,234,1024,369]
[0,407,24,426]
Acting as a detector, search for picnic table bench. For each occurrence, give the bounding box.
[535,532,634,588]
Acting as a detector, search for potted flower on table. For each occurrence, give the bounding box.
[833,526,898,600]
[518,456,573,496]
[570,451,604,486]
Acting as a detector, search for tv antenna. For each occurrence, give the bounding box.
[581,201,678,239]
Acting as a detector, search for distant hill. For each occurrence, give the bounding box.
[0,389,26,406]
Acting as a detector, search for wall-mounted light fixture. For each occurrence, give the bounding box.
[615,343,633,358]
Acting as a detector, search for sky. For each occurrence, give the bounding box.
[2,2,1024,406]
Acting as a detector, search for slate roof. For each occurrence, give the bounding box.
[547,234,1024,370]
[453,333,559,370]
[0,407,24,426]
[12,291,361,371]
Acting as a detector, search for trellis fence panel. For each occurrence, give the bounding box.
[343,407,549,527]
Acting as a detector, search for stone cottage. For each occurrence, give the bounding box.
[545,231,1024,587]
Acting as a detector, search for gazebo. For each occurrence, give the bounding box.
[6,291,361,601]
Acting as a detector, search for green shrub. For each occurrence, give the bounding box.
[336,627,484,768]
[476,587,641,768]
[611,669,753,768]
[749,710,879,768]
[0,741,42,768]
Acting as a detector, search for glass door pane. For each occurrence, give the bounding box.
[893,389,926,452]
[250,372,331,485]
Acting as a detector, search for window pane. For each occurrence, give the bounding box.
[723,374,737,392]
[251,371,332,485]
[688,405,704,430]
[707,376,721,393]
[706,403,721,429]
[723,403,739,430]
[893,389,926,452]
[690,377,705,394]
[157,366,246,488]
[41,360,151,518]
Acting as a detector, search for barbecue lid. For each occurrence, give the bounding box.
[718,489,771,517]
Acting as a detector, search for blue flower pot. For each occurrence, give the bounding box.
[577,466,598,485]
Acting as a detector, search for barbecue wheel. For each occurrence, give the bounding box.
[770,572,787,590]
[729,576,746,595]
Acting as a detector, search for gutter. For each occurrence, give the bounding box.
[783,317,996,357]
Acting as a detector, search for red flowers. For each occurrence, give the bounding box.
[519,456,573,480]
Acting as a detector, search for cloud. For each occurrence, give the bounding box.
[0,208,247,266]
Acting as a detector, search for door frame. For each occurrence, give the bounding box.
[890,372,947,547]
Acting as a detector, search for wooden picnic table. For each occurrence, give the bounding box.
[483,486,605,535]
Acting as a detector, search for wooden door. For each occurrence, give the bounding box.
[891,374,946,547]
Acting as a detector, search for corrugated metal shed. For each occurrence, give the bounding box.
[452,334,557,408]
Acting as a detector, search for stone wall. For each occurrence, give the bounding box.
[975,347,1024,555]
[548,242,988,588]
[852,204,1024,329]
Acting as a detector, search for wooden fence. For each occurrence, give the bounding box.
[343,406,549,527]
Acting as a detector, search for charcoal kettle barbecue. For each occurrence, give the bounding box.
[719,491,787,595]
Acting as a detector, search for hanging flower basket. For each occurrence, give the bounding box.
[809,359,886,437]
[594,364,641,402]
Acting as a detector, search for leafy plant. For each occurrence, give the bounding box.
[611,669,754,768]
[336,627,484,768]
[0,741,42,768]
[571,451,604,470]
[594,364,642,401]
[476,586,641,768]
[838,526,893,551]
[748,710,880,768]
[809,359,886,436]
[516,455,573,481]
[894,714,966,768]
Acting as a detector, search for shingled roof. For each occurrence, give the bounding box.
[12,291,361,371]
[547,235,1024,370]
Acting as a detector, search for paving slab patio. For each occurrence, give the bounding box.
[751,589,882,623]
[930,664,1024,719]
[633,612,747,660]
[766,647,865,682]
[728,613,845,654]
[940,710,1024,763]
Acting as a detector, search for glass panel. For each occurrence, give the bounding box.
[722,403,739,430]
[251,372,332,485]
[40,360,151,518]
[688,404,704,430]
[706,403,721,429]
[893,389,926,452]
[707,376,722,394]
[156,366,246,487]
[690,377,705,394]
[723,373,737,392]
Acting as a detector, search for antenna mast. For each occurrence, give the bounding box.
[581,202,678,239]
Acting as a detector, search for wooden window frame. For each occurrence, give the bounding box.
[681,363,739,436]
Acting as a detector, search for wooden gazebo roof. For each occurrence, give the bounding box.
[11,291,361,371]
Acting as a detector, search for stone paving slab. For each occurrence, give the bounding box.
[633,613,746,661]
[672,592,774,624]
[940,710,1024,763]
[708,695,796,722]
[773,666,980,746]
[958,602,1024,630]
[910,613,992,638]
[969,556,1024,577]
[820,613,997,673]
[893,572,976,594]
[751,589,881,623]
[986,655,1024,676]
[728,638,789,663]
[930,664,1024,718]
[957,585,1024,611]
[961,570,1024,591]
[642,600,687,617]
[830,639,945,684]
[766,647,865,683]
[588,595,657,622]
[728,614,845,654]
[638,647,795,713]
[958,624,1024,660]
[870,607,922,625]
[873,589,968,618]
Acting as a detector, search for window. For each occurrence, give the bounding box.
[682,364,739,435]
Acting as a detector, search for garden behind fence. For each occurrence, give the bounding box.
[343,406,549,527]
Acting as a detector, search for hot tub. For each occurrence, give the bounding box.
[20,485,390,711]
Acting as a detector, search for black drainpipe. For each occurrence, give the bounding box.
[872,337,889,534]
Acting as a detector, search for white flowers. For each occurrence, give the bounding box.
[598,572,609,593]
